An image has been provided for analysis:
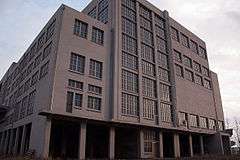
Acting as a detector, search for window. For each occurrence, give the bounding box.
[122,17,136,37]
[88,7,97,19]
[141,44,154,62]
[209,119,216,130]
[160,103,172,122]
[195,74,203,85]
[74,93,83,108]
[139,5,151,20]
[160,83,171,102]
[98,0,108,23]
[88,96,101,111]
[122,34,137,54]
[190,40,198,53]
[27,62,34,76]
[37,33,45,50]
[140,28,153,46]
[189,114,198,127]
[170,27,179,41]
[180,33,189,48]
[155,15,165,29]
[193,61,201,73]
[46,20,55,41]
[155,25,165,39]
[121,5,136,22]
[156,37,167,53]
[66,91,73,113]
[40,61,49,79]
[142,61,155,76]
[199,46,207,59]
[70,53,85,74]
[203,79,211,89]
[179,112,187,126]
[159,67,169,82]
[24,78,31,92]
[143,98,156,119]
[140,17,152,30]
[34,53,42,68]
[122,52,138,70]
[174,50,182,62]
[158,53,168,69]
[92,27,104,45]
[68,79,83,90]
[202,66,209,77]
[74,19,88,38]
[13,102,21,122]
[142,77,156,98]
[121,93,138,116]
[122,70,138,93]
[175,64,184,77]
[183,56,192,68]
[42,42,52,60]
[31,71,39,86]
[89,59,103,79]
[20,96,28,119]
[185,69,194,82]
[122,0,136,11]
[27,90,36,115]
[218,121,224,131]
[199,117,207,129]
[143,130,157,153]
[88,84,102,95]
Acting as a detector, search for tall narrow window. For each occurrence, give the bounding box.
[193,61,201,73]
[74,19,88,38]
[183,56,192,68]
[142,77,156,98]
[180,33,189,48]
[40,61,49,79]
[92,27,104,45]
[160,103,172,122]
[173,50,182,63]
[189,114,198,127]
[159,67,169,82]
[159,83,171,102]
[46,19,56,41]
[121,93,138,116]
[199,46,207,59]
[42,42,52,60]
[170,27,179,42]
[37,33,45,50]
[88,96,101,111]
[190,40,198,53]
[89,59,103,79]
[185,69,194,82]
[142,61,155,76]
[70,53,85,74]
[27,90,36,115]
[66,91,73,113]
[122,70,138,93]
[74,93,83,108]
[175,64,184,77]
[195,74,203,86]
[122,52,138,70]
[143,98,156,120]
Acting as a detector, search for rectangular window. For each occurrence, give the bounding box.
[159,67,169,82]
[173,50,182,63]
[140,16,152,30]
[209,119,216,130]
[141,44,154,62]
[156,37,167,53]
[66,91,74,113]
[160,103,172,122]
[24,78,31,92]
[88,96,101,111]
[143,98,156,120]
[189,115,198,127]
[155,15,165,29]
[199,46,207,59]
[170,27,179,41]
[122,70,138,93]
[183,55,192,68]
[74,19,88,38]
[142,77,156,98]
[180,33,189,48]
[160,83,171,102]
[202,66,210,77]
[179,112,187,126]
[140,28,153,46]
[88,7,97,19]
[31,71,39,86]
[70,53,85,74]
[97,0,108,23]
[122,52,138,70]
[42,42,52,60]
[122,34,137,54]
[175,64,184,77]
[92,27,104,45]
[89,59,103,79]
[195,74,203,86]
[74,93,83,108]
[121,5,136,22]
[139,5,151,20]
[122,0,136,11]
[13,102,21,122]
[155,25,165,39]
[27,90,36,115]
[143,130,157,153]
[158,53,168,69]
[121,93,138,116]
[190,40,198,53]
[40,61,49,79]
[203,79,211,89]
[193,61,201,73]
[46,19,55,41]
[88,84,102,95]
[218,121,224,131]
[68,79,83,90]
[20,96,28,119]
[37,33,45,50]
[122,17,136,37]
[34,53,42,68]
[27,62,34,76]
[199,117,207,129]
[142,61,155,76]
[185,69,194,82]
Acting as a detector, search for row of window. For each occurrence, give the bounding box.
[70,53,103,79]
[74,19,104,45]
[179,112,224,130]
[175,64,212,89]
[170,26,207,60]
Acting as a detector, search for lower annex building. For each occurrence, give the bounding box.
[0,0,232,159]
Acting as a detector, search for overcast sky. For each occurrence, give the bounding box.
[0,0,239,121]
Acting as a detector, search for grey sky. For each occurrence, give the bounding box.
[0,0,239,121]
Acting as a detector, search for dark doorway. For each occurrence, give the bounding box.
[23,123,32,153]
[17,126,23,154]
[162,132,174,158]
[192,134,201,155]
[222,135,231,155]
[179,134,190,157]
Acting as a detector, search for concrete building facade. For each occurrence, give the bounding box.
[0,0,231,159]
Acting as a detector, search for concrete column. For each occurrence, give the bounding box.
[3,130,9,155]
[189,134,194,157]
[0,131,5,153]
[139,129,145,158]
[42,118,52,158]
[20,125,27,155]
[174,133,180,158]
[200,135,204,155]
[109,127,115,159]
[79,121,86,160]
[7,129,13,154]
[13,127,20,155]
[159,131,164,158]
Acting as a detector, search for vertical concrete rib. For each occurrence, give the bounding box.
[109,126,115,159]
[42,118,52,158]
[200,135,204,155]
[159,131,164,158]
[79,121,86,160]
[174,133,180,158]
[189,134,194,157]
